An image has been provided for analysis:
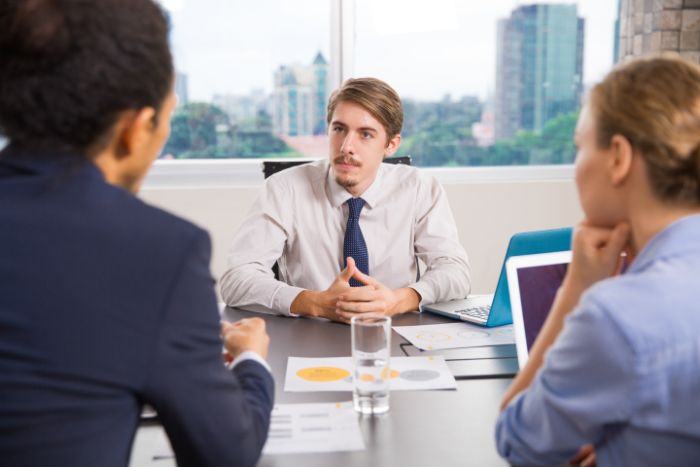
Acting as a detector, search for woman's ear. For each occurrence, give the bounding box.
[114,107,157,159]
[608,134,634,187]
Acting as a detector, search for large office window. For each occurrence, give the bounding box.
[158,0,616,168]
[159,0,331,160]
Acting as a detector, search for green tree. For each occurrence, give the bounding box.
[162,102,229,158]
[399,95,482,166]
[165,113,191,155]
[483,112,578,166]
[532,112,578,164]
[161,104,293,159]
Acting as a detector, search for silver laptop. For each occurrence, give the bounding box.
[422,294,494,325]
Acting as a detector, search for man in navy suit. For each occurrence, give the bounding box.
[0,1,273,466]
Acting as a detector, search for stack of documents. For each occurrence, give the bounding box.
[393,323,514,351]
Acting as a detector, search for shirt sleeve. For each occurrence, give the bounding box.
[219,178,305,316]
[230,350,272,373]
[495,296,637,466]
[407,174,471,305]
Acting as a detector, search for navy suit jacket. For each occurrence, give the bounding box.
[0,146,274,467]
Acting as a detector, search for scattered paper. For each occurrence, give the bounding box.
[284,356,457,392]
[264,401,364,454]
[151,401,364,459]
[393,322,514,351]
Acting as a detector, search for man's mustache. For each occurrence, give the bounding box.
[333,155,362,167]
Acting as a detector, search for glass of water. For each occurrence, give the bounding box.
[351,315,391,415]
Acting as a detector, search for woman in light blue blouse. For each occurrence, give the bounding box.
[496,56,700,466]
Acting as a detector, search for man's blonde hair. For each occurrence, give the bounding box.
[326,77,403,144]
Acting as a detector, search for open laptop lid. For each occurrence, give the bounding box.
[486,227,572,327]
[506,250,572,368]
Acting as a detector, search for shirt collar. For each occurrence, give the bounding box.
[326,161,384,209]
[629,213,700,273]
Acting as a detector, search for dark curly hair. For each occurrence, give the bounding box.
[0,0,173,156]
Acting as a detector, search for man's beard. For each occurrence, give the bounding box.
[333,155,361,188]
[335,174,358,188]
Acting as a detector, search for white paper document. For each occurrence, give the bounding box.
[151,401,364,459]
[393,322,515,351]
[284,356,457,392]
[263,401,364,454]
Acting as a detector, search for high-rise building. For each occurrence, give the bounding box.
[273,51,329,137]
[175,71,189,107]
[495,4,584,141]
[613,0,621,64]
[212,88,267,125]
[311,52,329,135]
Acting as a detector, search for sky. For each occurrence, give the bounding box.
[160,0,617,102]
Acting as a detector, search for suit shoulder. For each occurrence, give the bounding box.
[101,185,209,251]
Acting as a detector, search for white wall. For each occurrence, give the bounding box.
[139,175,582,296]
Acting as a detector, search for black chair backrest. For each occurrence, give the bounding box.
[262,155,412,179]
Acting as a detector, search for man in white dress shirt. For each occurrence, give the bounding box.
[220,78,470,323]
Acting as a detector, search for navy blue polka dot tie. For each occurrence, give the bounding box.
[343,198,368,287]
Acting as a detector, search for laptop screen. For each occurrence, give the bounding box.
[516,262,568,350]
[506,250,572,368]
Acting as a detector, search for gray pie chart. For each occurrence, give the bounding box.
[399,369,440,382]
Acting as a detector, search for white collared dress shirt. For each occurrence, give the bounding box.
[220,160,471,315]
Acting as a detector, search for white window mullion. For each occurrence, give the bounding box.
[331,0,356,88]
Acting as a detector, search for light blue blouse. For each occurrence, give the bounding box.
[496,214,700,466]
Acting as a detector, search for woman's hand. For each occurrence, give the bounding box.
[565,221,631,294]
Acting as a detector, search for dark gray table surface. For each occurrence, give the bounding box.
[219,308,512,467]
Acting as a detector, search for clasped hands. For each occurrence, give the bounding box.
[291,257,420,324]
[220,317,270,361]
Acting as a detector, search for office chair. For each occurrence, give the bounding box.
[262,155,411,179]
[262,156,412,280]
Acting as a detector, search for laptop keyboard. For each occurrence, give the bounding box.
[457,305,491,321]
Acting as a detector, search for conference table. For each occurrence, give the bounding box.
[130,308,515,467]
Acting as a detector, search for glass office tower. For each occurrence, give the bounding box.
[495,4,584,141]
[273,52,329,137]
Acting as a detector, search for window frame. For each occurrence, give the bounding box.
[143,158,574,188]
[143,0,575,190]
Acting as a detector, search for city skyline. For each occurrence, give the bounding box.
[161,0,615,103]
[162,1,603,166]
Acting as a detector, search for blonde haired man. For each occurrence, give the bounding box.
[221,78,470,323]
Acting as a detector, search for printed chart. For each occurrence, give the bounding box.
[263,401,364,454]
[284,356,457,392]
[393,322,514,350]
